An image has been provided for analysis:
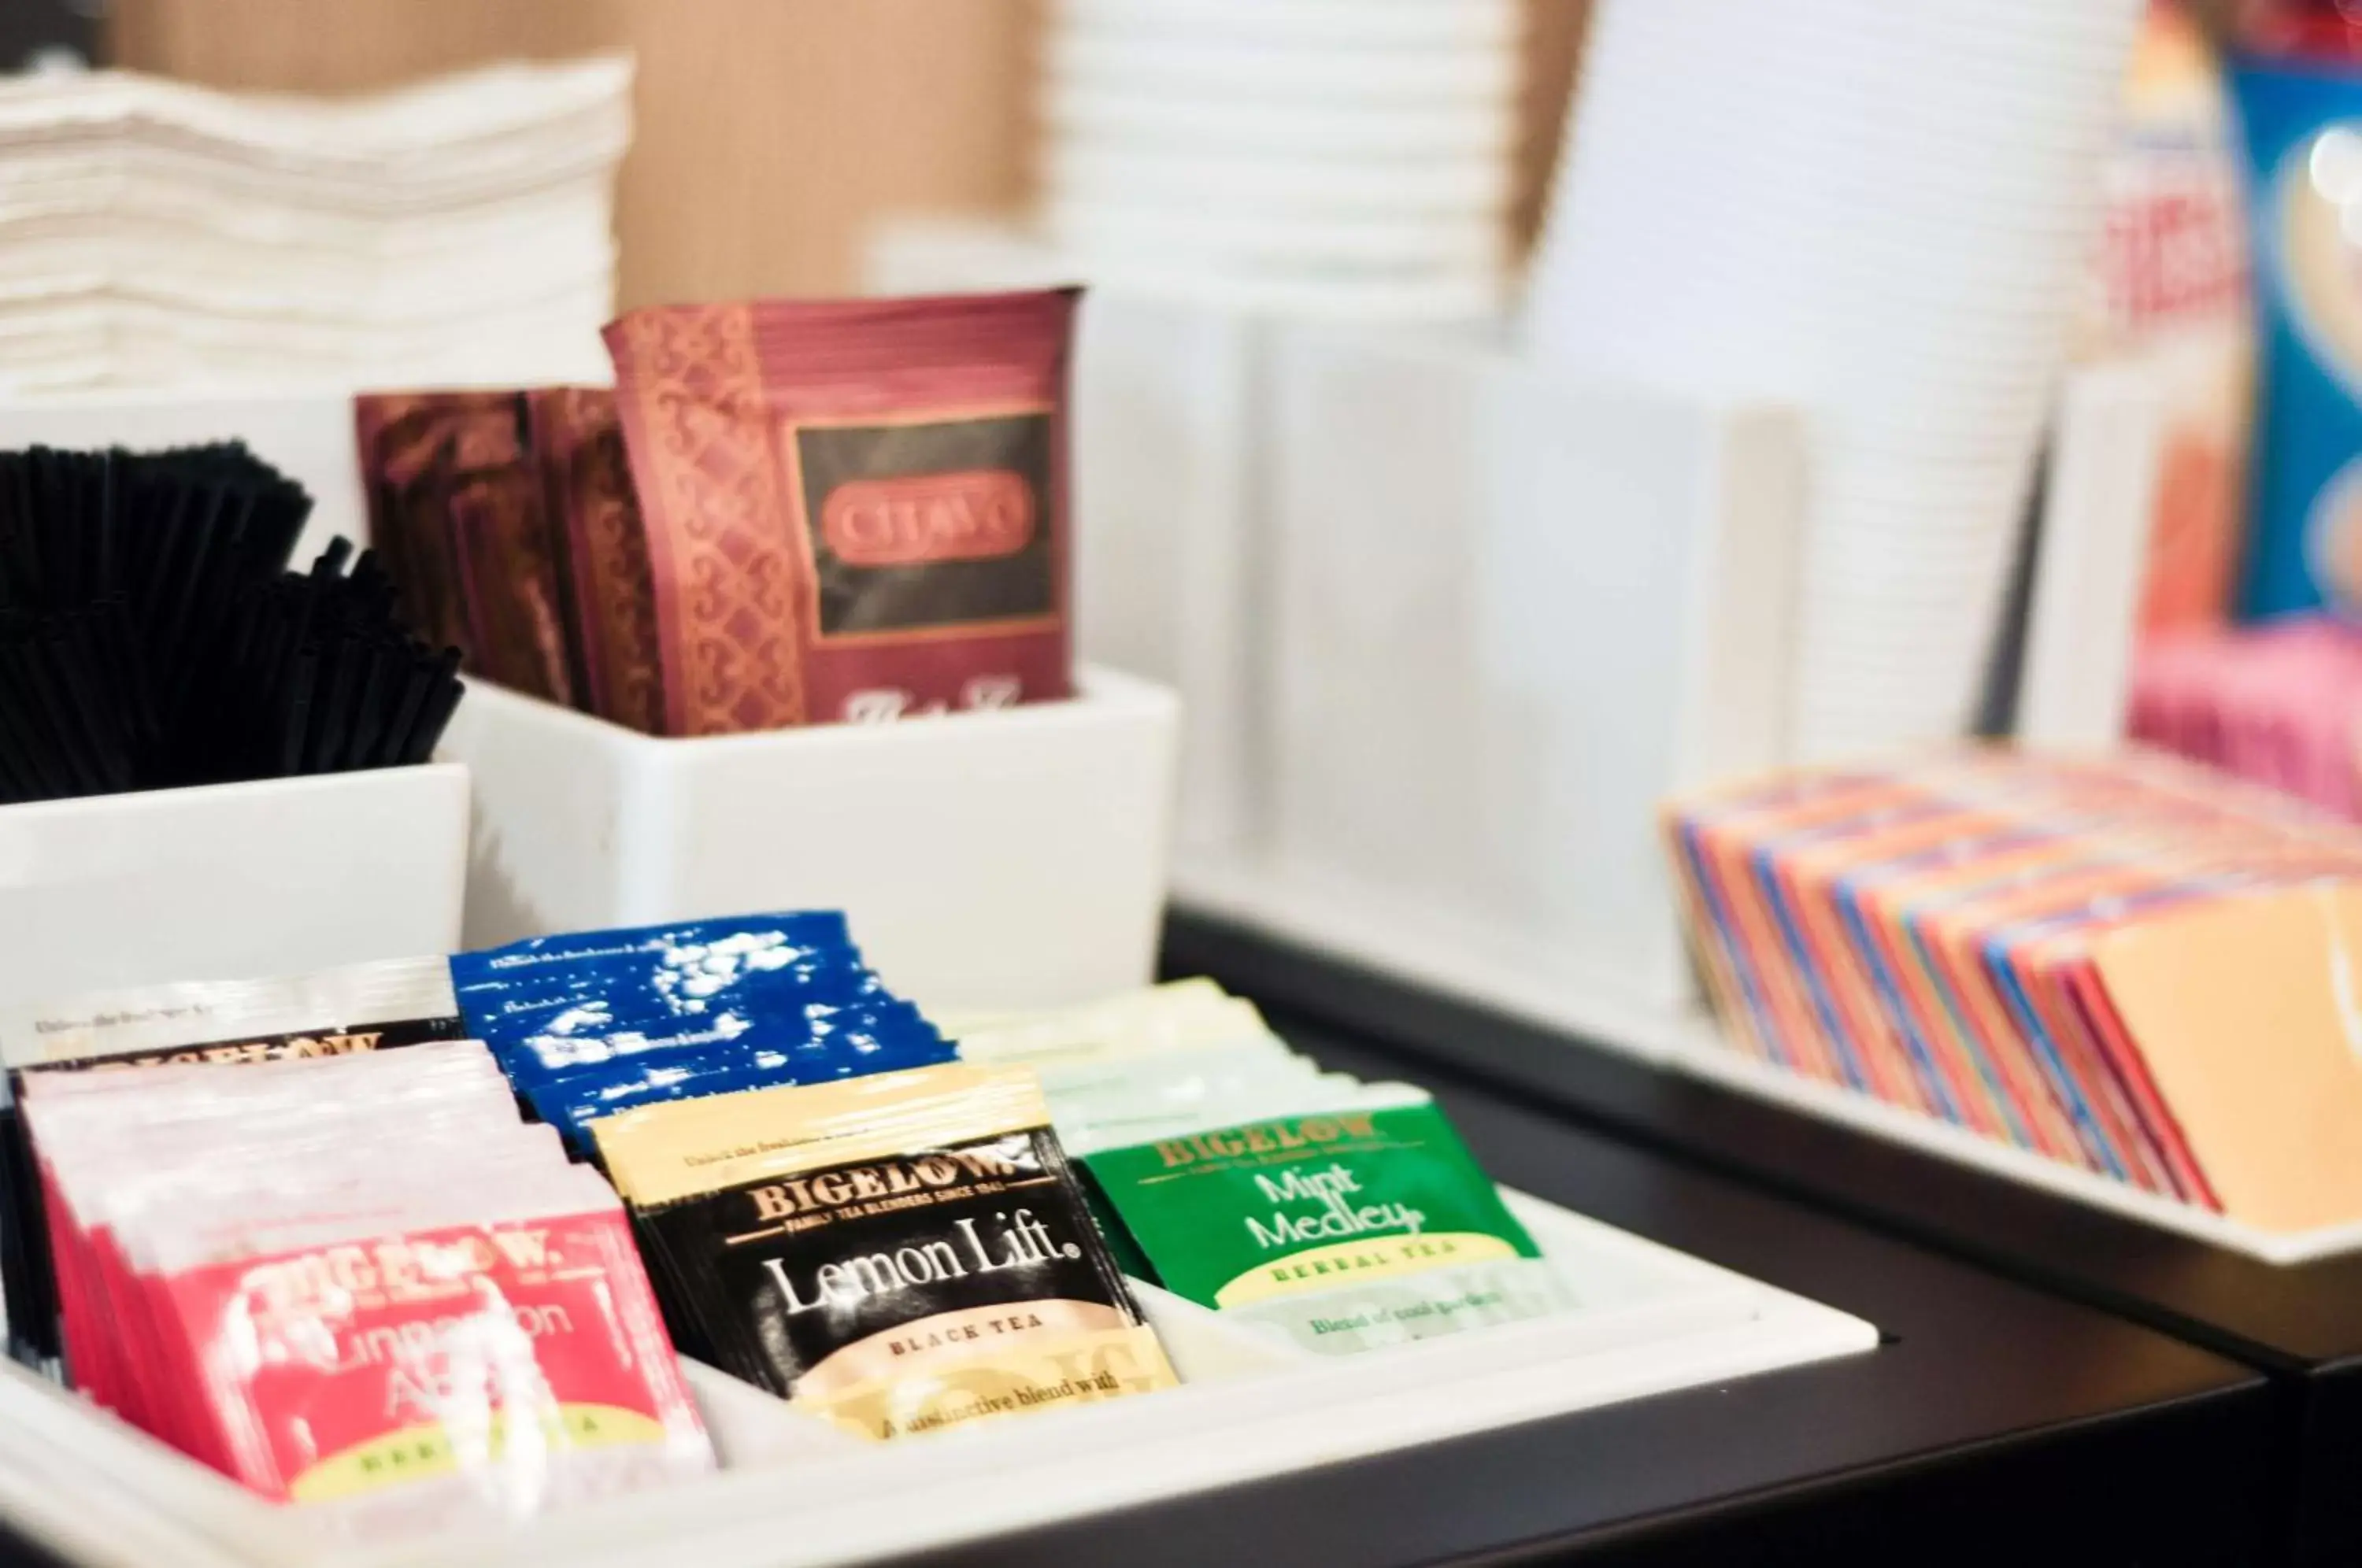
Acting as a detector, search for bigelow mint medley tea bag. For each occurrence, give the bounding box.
[597,1063,1178,1440]
[951,982,1575,1355]
[1082,1096,1575,1355]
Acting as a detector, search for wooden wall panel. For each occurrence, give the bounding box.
[110,0,1035,303]
[109,0,1583,301]
[110,0,613,93]
[1516,0,1592,253]
[605,0,1035,305]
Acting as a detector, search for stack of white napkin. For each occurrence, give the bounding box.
[0,54,631,394]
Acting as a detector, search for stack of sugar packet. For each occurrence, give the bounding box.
[0,55,630,394]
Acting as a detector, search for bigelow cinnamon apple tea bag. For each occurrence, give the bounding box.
[603,289,1079,733]
[18,1042,711,1536]
[596,1063,1177,1440]
[0,956,469,1367]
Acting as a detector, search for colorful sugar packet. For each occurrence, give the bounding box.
[19,1041,711,1534]
[1663,748,2362,1232]
[596,1063,1178,1440]
[0,442,464,801]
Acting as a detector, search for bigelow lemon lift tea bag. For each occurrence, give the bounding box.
[597,1063,1178,1440]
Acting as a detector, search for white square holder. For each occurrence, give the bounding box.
[0,764,470,1004]
[438,667,1181,1014]
[1181,323,1806,1023]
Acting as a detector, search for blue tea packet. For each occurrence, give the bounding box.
[502,996,946,1091]
[491,967,884,1081]
[450,912,953,1160]
[451,913,868,1059]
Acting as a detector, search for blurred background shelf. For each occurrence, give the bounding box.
[101,0,1590,305]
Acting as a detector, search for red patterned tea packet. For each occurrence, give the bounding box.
[603,288,1079,734]
[355,390,580,708]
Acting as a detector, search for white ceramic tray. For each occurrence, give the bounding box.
[436,667,1179,1015]
[0,764,468,1005]
[0,1189,1875,1568]
[1173,860,2362,1267]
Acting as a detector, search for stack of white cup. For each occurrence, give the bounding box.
[1526,0,2146,759]
[1041,0,1522,321]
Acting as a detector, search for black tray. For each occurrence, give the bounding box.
[0,926,2279,1568]
[1164,909,2352,1563]
[887,925,2275,1566]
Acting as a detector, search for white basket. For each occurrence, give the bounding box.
[0,1188,1874,1568]
[1199,324,1805,1016]
[0,764,469,1004]
[438,667,1180,1014]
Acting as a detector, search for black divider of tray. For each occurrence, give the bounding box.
[1161,909,2353,1565]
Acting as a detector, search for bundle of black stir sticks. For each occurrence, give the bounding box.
[0,443,465,804]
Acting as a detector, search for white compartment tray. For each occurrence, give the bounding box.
[0,764,469,1006]
[439,666,1179,1015]
[0,1189,1874,1568]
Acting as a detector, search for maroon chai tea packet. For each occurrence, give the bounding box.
[528,387,667,734]
[354,390,579,708]
[602,288,1079,735]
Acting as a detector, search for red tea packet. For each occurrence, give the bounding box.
[20,1043,713,1533]
[604,289,1079,734]
[355,391,580,708]
[157,1188,700,1530]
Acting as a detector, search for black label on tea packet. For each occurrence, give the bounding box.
[792,412,1056,639]
[14,1015,468,1075]
[644,1128,1148,1420]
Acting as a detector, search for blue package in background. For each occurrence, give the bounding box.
[2231,56,2362,617]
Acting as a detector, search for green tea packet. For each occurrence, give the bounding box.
[1079,1090,1575,1355]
